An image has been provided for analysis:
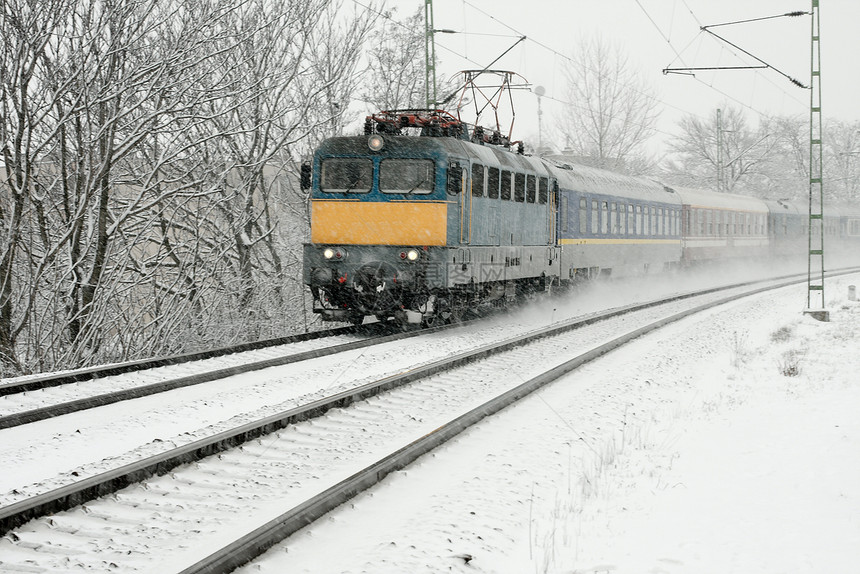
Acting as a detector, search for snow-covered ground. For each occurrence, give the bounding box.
[236,272,860,574]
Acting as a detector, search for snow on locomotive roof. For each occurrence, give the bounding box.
[672,185,768,213]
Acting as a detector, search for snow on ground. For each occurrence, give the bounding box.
[237,273,860,574]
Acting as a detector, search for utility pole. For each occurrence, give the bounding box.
[716,108,723,192]
[424,0,438,109]
[805,0,828,320]
[535,85,546,152]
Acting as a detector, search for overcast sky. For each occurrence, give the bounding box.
[420,0,859,152]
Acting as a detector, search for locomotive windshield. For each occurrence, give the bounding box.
[379,159,435,194]
[320,158,372,193]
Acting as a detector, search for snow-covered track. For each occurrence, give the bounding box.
[0,320,480,430]
[0,324,377,397]
[5,269,855,548]
[181,270,860,573]
[3,269,859,572]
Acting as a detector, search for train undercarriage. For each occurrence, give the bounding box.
[310,272,560,327]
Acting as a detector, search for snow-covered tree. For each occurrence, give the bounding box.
[558,35,660,175]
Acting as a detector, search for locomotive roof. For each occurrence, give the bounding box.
[672,186,768,213]
[316,134,554,176]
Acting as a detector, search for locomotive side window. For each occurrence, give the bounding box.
[501,170,512,200]
[538,178,548,204]
[320,158,372,193]
[526,175,536,203]
[514,173,526,202]
[380,159,435,194]
[471,163,485,197]
[488,167,500,199]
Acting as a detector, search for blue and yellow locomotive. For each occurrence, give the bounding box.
[302,110,559,325]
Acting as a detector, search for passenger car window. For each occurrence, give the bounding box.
[320,158,373,193]
[601,202,609,234]
[579,198,587,233]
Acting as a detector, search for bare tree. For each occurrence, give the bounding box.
[362,6,426,111]
[0,0,380,375]
[663,106,778,195]
[558,35,660,174]
[823,119,860,203]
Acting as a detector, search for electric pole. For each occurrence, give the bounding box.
[717,108,723,192]
[425,0,438,109]
[805,0,828,320]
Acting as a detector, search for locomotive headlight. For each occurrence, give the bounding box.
[368,134,385,152]
[399,249,420,261]
[323,247,347,260]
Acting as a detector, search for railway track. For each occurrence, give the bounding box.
[3,268,856,572]
[0,266,844,431]
[0,324,370,395]
[0,320,476,429]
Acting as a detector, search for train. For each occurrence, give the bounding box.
[301,109,860,326]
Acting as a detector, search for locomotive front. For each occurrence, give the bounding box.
[302,132,453,324]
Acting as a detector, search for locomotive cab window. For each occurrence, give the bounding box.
[526,175,536,203]
[320,158,372,193]
[380,159,435,194]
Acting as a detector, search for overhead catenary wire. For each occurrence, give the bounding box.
[648,3,810,111]
[353,0,807,136]
[454,0,708,122]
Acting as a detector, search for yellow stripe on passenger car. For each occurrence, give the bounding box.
[560,238,682,246]
[311,200,448,246]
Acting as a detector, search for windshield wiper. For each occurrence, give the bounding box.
[402,177,429,195]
